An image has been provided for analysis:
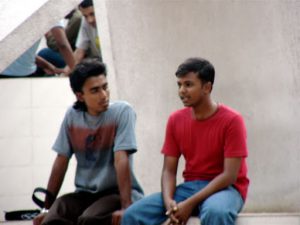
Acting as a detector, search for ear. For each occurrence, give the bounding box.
[75,92,84,102]
[204,82,213,94]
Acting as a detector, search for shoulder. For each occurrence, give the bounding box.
[66,105,79,115]
[81,18,93,30]
[217,104,245,126]
[169,107,190,120]
[105,101,136,127]
[218,104,243,118]
[166,108,190,126]
[109,100,134,112]
[63,106,83,121]
[51,19,65,29]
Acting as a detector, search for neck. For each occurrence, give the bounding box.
[86,109,101,117]
[192,99,218,120]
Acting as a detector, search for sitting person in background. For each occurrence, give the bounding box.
[37,9,81,74]
[1,22,75,77]
[74,0,102,64]
[47,9,82,51]
[0,40,62,77]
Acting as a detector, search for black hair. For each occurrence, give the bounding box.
[175,57,215,85]
[69,58,107,111]
[79,0,93,8]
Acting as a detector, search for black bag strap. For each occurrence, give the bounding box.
[32,187,56,209]
[5,209,41,220]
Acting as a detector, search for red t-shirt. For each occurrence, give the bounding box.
[161,104,249,200]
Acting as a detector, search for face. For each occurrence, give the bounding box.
[80,6,96,28]
[177,72,211,108]
[76,75,110,116]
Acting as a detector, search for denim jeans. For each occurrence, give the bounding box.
[38,48,66,68]
[122,180,244,225]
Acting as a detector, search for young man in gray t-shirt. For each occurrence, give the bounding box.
[33,58,143,225]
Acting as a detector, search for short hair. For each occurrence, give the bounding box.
[79,0,93,8]
[69,58,107,111]
[175,57,215,85]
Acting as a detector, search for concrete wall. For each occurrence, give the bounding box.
[0,0,80,220]
[0,78,76,221]
[95,0,300,212]
[0,0,300,220]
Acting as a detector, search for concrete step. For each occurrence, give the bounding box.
[1,213,300,225]
[187,213,300,225]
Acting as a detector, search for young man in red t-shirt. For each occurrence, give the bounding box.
[122,57,249,225]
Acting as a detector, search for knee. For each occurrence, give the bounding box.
[201,206,236,225]
[37,48,51,58]
[122,205,138,223]
[77,216,89,225]
[77,215,102,225]
[49,196,67,211]
[78,212,112,225]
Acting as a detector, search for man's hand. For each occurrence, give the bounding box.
[60,66,72,77]
[111,209,125,225]
[165,200,180,224]
[165,199,194,225]
[33,213,46,225]
[169,199,194,225]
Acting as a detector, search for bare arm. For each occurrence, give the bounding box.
[35,56,59,75]
[50,27,76,73]
[33,154,69,225]
[171,157,242,224]
[74,48,86,65]
[114,150,132,208]
[161,155,184,225]
[161,156,179,211]
[44,154,69,208]
[112,150,132,225]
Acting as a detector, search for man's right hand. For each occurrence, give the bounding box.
[165,200,181,224]
[33,213,46,225]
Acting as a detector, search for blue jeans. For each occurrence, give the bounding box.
[35,48,66,76]
[38,48,66,68]
[122,180,244,225]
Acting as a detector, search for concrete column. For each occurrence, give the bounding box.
[95,0,300,212]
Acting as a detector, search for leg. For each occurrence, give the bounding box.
[199,186,244,225]
[42,192,95,225]
[35,48,65,75]
[122,192,167,225]
[38,48,66,68]
[78,194,121,225]
[173,181,208,204]
[122,181,203,225]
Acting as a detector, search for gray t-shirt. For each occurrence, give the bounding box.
[53,101,143,200]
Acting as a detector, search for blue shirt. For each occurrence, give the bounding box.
[1,40,41,76]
